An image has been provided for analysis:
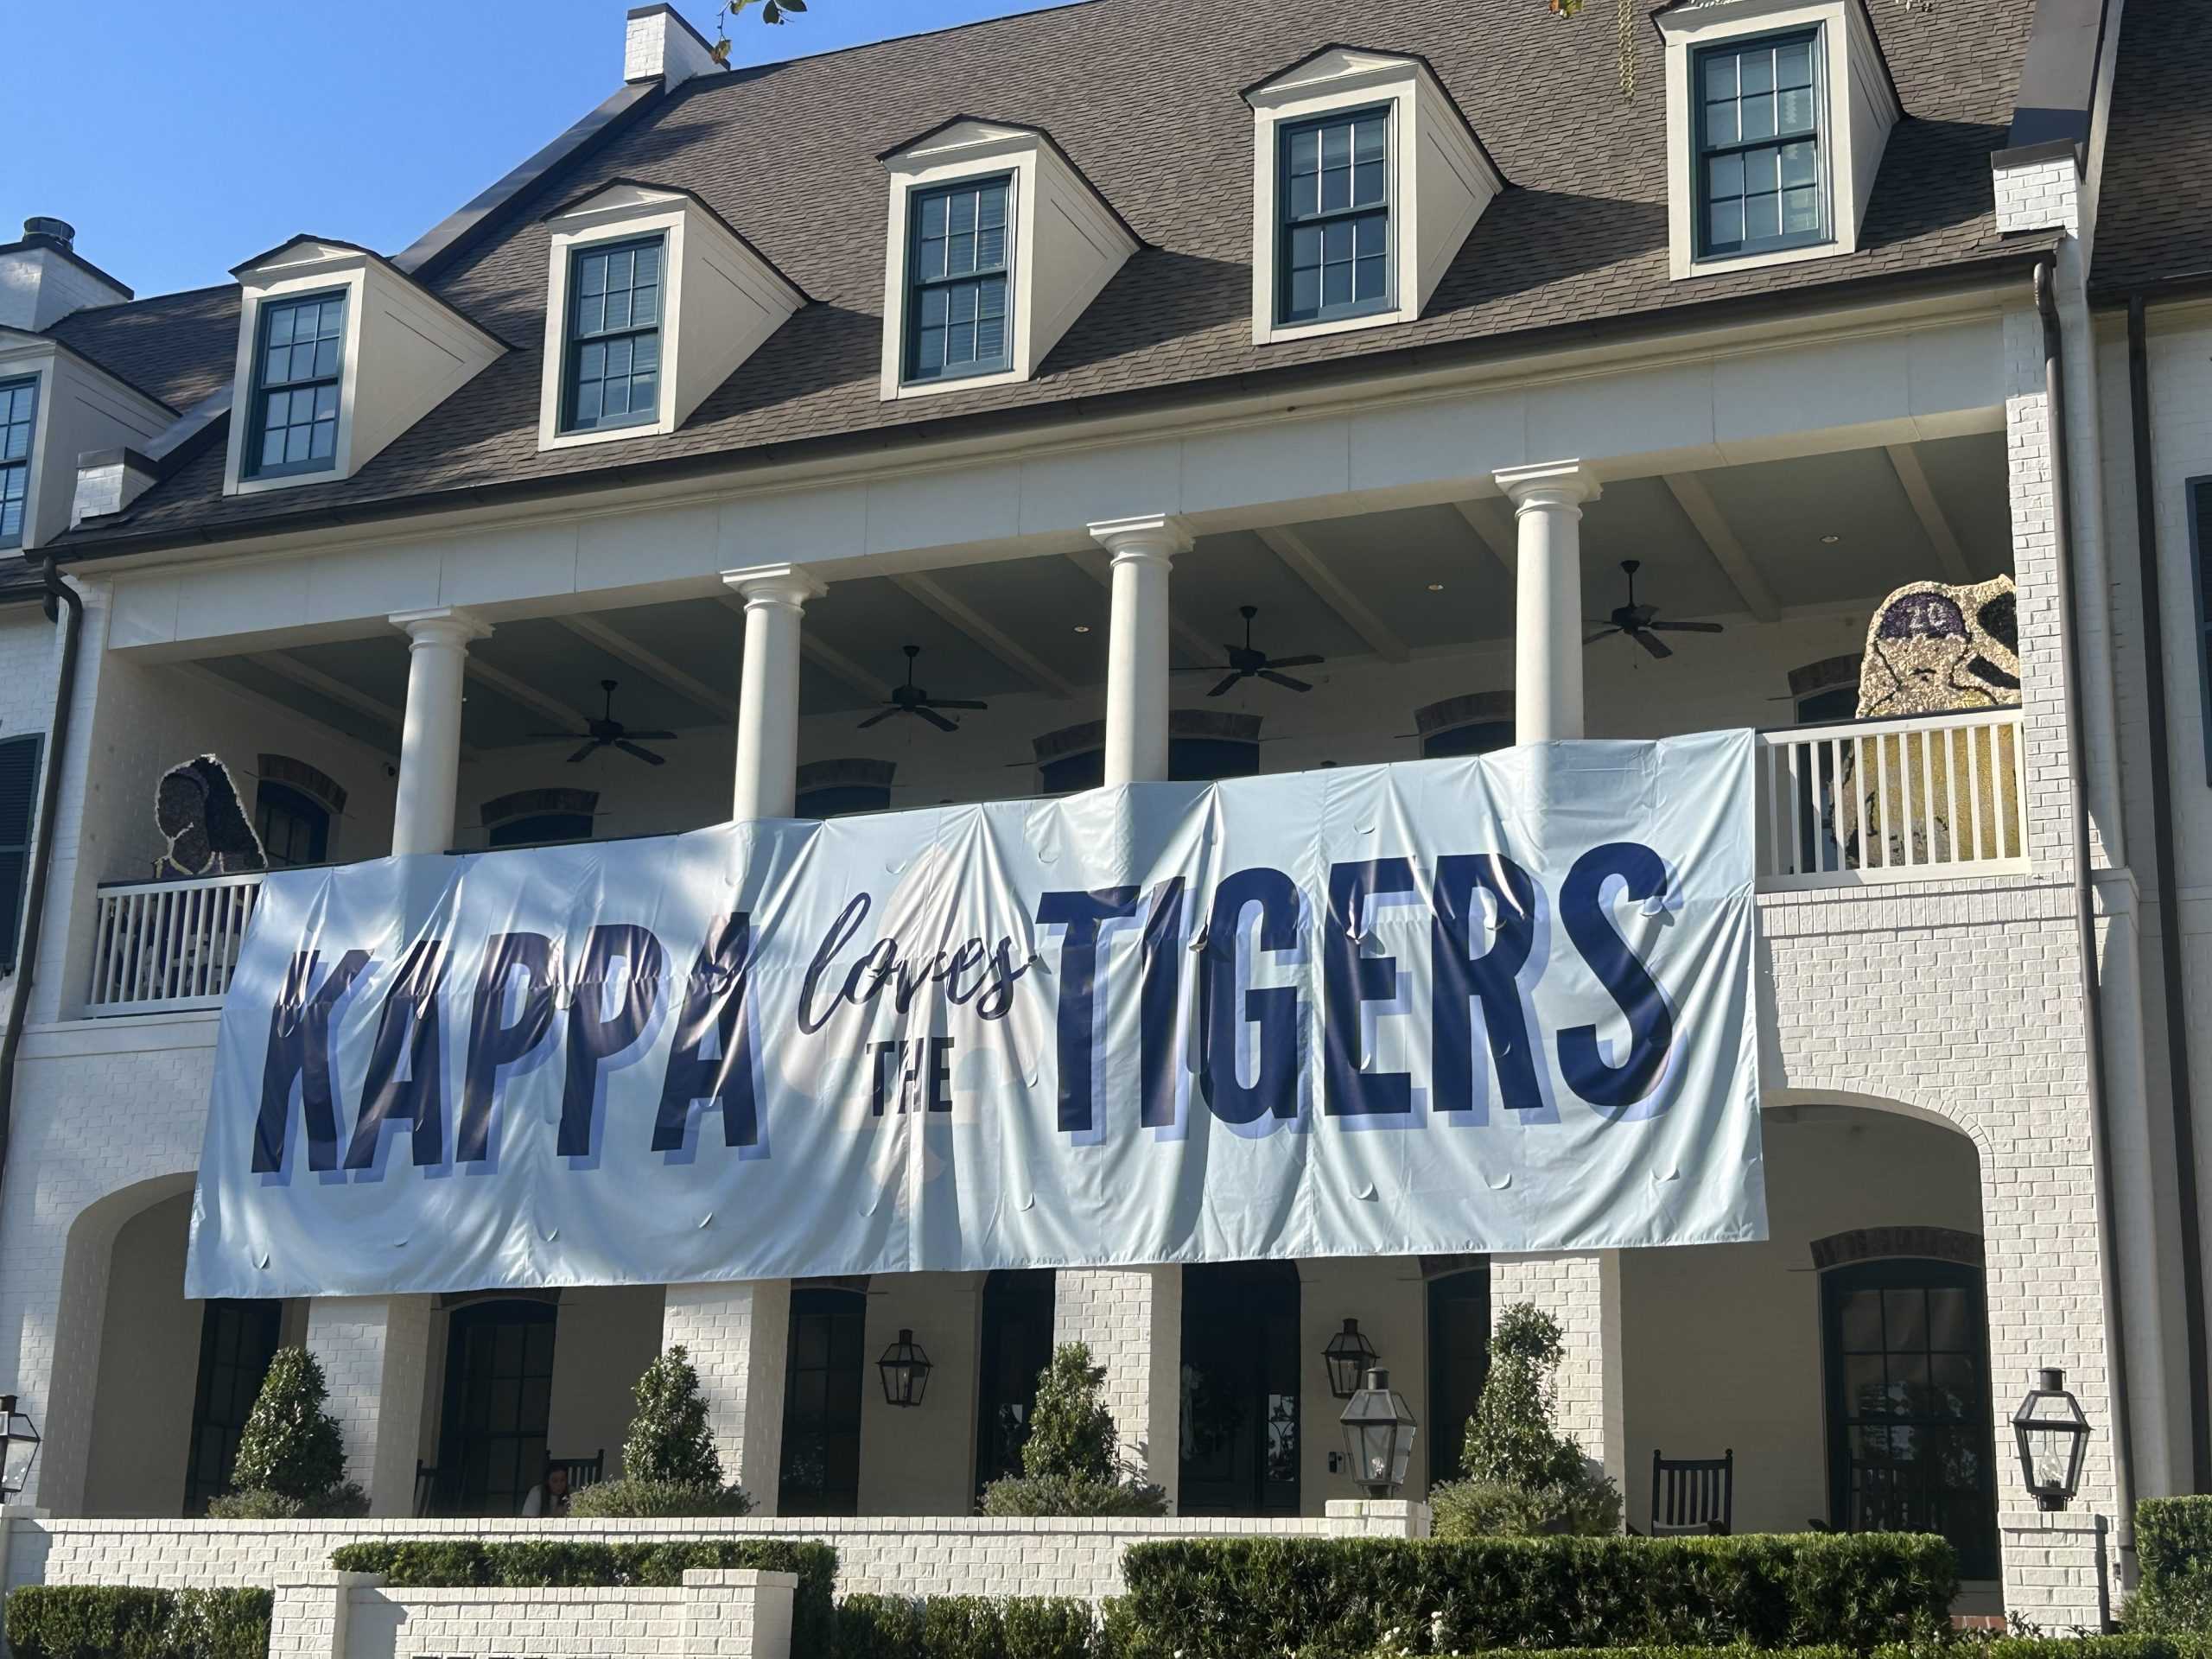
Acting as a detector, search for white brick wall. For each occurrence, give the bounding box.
[1054,1268,1180,1502]
[665,1280,791,1511]
[1993,151,2082,238]
[304,1297,434,1517]
[1490,1252,1624,1483]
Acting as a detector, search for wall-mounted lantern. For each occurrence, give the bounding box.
[877,1329,933,1409]
[1338,1367,1416,1498]
[1323,1318,1380,1400]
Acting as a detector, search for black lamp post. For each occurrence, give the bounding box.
[0,1395,40,1501]
[2011,1367,2090,1512]
[877,1329,932,1409]
[1322,1319,1380,1400]
[1338,1367,1416,1497]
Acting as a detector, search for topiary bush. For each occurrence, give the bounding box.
[575,1344,751,1516]
[2133,1496,2212,1634]
[329,1537,836,1659]
[565,1475,754,1518]
[1116,1531,1957,1659]
[4,1586,271,1659]
[1429,1303,1620,1538]
[978,1342,1166,1518]
[834,1594,1098,1659]
[207,1346,364,1518]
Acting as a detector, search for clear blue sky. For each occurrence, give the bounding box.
[10,1,1072,302]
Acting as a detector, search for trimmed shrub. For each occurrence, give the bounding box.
[1431,1304,1619,1538]
[1116,1532,1957,1659]
[1394,1646,2212,1659]
[2135,1497,2212,1634]
[1428,1478,1624,1541]
[4,1586,271,1659]
[564,1477,754,1518]
[979,1342,1166,1518]
[838,1594,927,1659]
[979,1472,1167,1518]
[329,1537,836,1659]
[204,1483,366,1520]
[998,1596,1101,1659]
[622,1345,726,1486]
[219,1346,352,1516]
[836,1595,1096,1659]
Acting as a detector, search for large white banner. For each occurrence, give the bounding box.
[188,732,1766,1299]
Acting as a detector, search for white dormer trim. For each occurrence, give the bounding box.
[0,329,172,550]
[878,118,1138,403]
[1656,0,1902,282]
[1243,47,1503,348]
[224,237,505,499]
[538,181,805,454]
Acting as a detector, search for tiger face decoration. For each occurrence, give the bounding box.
[1857,575,2020,718]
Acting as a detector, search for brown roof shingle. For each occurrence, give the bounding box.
[2091,3,2212,296]
[57,0,2036,555]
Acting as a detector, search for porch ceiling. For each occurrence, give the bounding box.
[194,432,2011,754]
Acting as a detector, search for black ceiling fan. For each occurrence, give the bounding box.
[533,679,677,766]
[858,645,987,734]
[1584,560,1726,660]
[1179,605,1325,696]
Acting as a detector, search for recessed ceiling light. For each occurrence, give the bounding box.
[1820,533,1842,545]
[1427,582,1446,592]
[1074,625,1091,633]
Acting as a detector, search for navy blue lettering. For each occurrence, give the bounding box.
[1323,859,1416,1117]
[346,940,449,1171]
[560,925,666,1157]
[1198,867,1301,1125]
[1036,881,1183,1134]
[1431,855,1544,1116]
[458,931,555,1163]
[1557,842,1674,1108]
[653,912,759,1153]
[252,949,371,1173]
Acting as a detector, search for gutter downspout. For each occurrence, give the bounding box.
[0,558,84,1185]
[2126,292,2212,1491]
[2040,259,2139,1565]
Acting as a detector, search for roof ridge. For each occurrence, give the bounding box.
[671,0,1110,93]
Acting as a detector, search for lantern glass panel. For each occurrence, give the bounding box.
[877,1330,932,1409]
[1323,1319,1379,1400]
[0,1402,38,1497]
[1338,1368,1417,1497]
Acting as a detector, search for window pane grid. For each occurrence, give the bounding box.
[248,296,344,478]
[0,378,39,549]
[907,178,1014,384]
[564,237,664,432]
[1697,33,1823,257]
[1279,109,1390,326]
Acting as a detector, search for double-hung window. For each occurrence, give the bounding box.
[0,378,35,549]
[906,176,1013,385]
[563,236,664,432]
[1696,30,1825,259]
[1278,106,1390,327]
[247,293,345,479]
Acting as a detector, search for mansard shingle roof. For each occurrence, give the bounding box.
[54,0,2043,557]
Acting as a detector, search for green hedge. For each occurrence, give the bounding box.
[1413,1647,2212,1659]
[836,1594,1098,1659]
[1116,1533,1958,1659]
[327,1538,836,1658]
[2136,1497,2212,1634]
[3,1586,272,1659]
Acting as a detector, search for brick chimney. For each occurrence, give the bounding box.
[0,218,131,333]
[624,4,724,88]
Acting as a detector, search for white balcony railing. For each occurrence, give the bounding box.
[88,871,264,1015]
[1757,708,2029,891]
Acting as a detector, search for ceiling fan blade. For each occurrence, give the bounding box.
[1173,664,1233,673]
[532,730,588,740]
[1266,654,1325,670]
[1583,628,1623,645]
[928,699,989,711]
[1259,670,1313,693]
[856,708,899,730]
[1630,629,1674,660]
[566,742,599,765]
[917,707,958,733]
[624,728,680,741]
[1206,673,1243,698]
[614,741,666,766]
[1649,620,1726,634]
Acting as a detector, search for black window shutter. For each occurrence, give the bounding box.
[0,736,43,972]
[2193,480,2212,786]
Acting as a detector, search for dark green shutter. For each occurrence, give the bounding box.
[0,735,41,972]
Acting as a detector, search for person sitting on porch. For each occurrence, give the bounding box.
[520,1464,569,1517]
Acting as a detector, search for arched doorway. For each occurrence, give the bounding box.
[1179,1259,1301,1516]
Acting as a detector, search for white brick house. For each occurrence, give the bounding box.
[0,0,2196,1633]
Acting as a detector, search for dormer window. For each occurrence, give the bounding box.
[0,377,35,550]
[245,291,346,479]
[878,118,1135,401]
[1656,0,1898,281]
[562,236,664,433]
[538,181,803,451]
[906,176,1014,384]
[1695,31,1823,258]
[1279,107,1391,325]
[1243,48,1501,347]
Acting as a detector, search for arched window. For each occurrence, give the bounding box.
[254,755,345,868]
[1789,654,1860,725]
[1179,1259,1300,1516]
[781,1282,868,1516]
[973,1268,1057,1496]
[0,734,40,971]
[796,759,896,820]
[1033,712,1262,793]
[481,788,598,849]
[1414,692,1513,759]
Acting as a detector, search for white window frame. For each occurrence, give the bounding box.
[540,199,689,452]
[1658,0,1899,281]
[222,251,370,499]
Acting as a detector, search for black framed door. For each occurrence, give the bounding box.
[1179,1261,1300,1516]
[974,1268,1057,1497]
[780,1286,866,1515]
[182,1299,283,1513]
[436,1300,557,1516]
[1821,1257,1999,1579]
[1426,1268,1490,1491]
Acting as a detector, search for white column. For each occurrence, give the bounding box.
[388,607,489,856]
[1495,461,1601,744]
[1490,1252,1624,1488]
[664,1280,791,1514]
[1090,514,1192,787]
[303,1294,433,1517]
[723,564,825,821]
